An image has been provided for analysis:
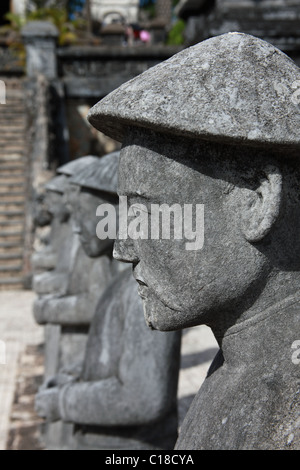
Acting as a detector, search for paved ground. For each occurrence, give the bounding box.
[0,290,43,450]
[0,289,218,450]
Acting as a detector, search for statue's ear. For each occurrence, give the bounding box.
[241,165,282,243]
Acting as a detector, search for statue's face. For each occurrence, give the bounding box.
[114,131,266,331]
[45,190,69,223]
[72,188,114,258]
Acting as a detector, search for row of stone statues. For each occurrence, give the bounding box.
[33,32,300,450]
[32,152,181,450]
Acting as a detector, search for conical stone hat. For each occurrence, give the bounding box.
[57,155,100,177]
[88,32,300,152]
[70,151,120,194]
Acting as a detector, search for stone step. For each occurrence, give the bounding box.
[0,240,23,250]
[0,210,24,219]
[0,189,25,199]
[5,93,24,98]
[0,172,24,179]
[0,218,24,226]
[0,103,25,109]
[0,195,26,205]
[0,247,23,257]
[0,136,25,142]
[0,144,25,151]
[0,252,23,260]
[0,182,25,189]
[0,118,26,125]
[0,139,26,147]
[0,177,25,185]
[0,268,23,279]
[0,152,25,159]
[5,94,24,100]
[0,166,24,173]
[0,158,25,164]
[0,151,25,158]
[0,114,25,119]
[0,128,26,134]
[0,238,23,247]
[0,222,24,231]
[0,264,23,273]
[0,102,24,108]
[0,136,26,143]
[0,113,25,118]
[0,183,26,193]
[0,228,24,236]
[0,203,25,214]
[0,262,23,271]
[4,93,24,98]
[0,182,25,190]
[0,234,24,242]
[0,159,25,166]
[0,165,25,174]
[0,277,24,289]
[0,126,25,132]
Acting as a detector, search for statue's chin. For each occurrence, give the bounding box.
[142,293,185,332]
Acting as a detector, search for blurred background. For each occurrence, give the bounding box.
[0,0,299,450]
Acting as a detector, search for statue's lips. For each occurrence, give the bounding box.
[138,285,148,300]
[133,271,148,299]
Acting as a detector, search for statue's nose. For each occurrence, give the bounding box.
[113,238,139,264]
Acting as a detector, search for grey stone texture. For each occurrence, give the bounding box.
[88,33,300,450]
[36,268,181,450]
[57,46,182,99]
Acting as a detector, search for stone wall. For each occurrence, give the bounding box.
[57,44,182,159]
[177,0,300,65]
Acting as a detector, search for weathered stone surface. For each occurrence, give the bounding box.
[58,46,182,99]
[70,151,120,194]
[89,33,300,449]
[88,32,300,152]
[36,268,181,450]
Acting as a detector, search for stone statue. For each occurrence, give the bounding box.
[32,156,99,297]
[32,174,73,296]
[87,33,300,450]
[31,191,57,273]
[35,154,182,450]
[33,155,122,377]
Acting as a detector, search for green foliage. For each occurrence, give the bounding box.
[26,7,86,45]
[166,19,185,46]
[3,13,26,31]
[0,6,86,47]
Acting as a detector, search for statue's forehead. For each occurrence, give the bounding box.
[118,143,221,201]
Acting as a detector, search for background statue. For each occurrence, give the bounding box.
[33,154,123,449]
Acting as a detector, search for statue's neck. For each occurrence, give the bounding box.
[213,290,300,371]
